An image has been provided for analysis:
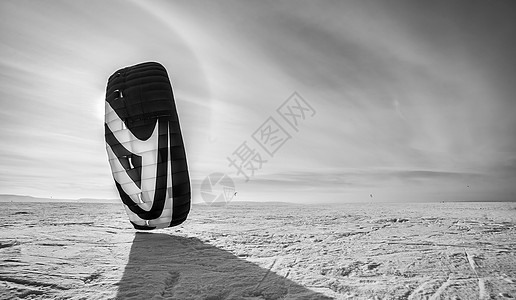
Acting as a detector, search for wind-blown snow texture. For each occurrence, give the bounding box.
[0,201,515,299]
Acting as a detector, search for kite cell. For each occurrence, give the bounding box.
[104,62,190,230]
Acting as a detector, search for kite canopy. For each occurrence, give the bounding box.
[105,62,190,230]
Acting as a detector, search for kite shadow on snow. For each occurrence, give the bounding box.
[116,232,332,299]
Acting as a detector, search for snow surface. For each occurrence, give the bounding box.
[0,201,515,299]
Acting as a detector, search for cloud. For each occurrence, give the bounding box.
[224,168,505,203]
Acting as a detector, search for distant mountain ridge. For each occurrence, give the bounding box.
[0,194,300,205]
[0,194,118,203]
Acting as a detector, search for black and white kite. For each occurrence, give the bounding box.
[105,62,190,230]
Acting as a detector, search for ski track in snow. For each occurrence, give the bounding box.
[0,201,515,299]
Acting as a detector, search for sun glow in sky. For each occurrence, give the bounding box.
[1,0,515,203]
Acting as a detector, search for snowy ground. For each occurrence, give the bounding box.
[0,201,515,299]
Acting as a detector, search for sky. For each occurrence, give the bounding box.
[1,0,515,203]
